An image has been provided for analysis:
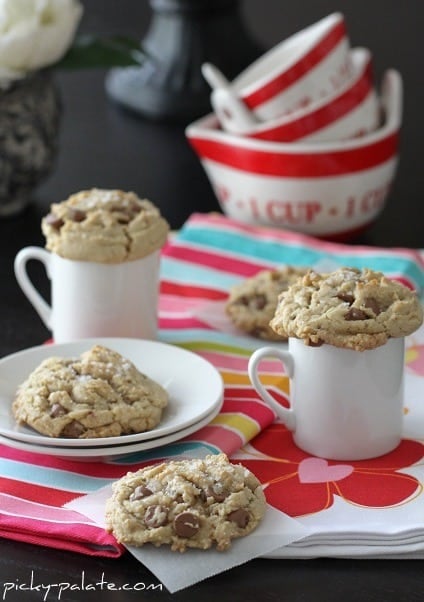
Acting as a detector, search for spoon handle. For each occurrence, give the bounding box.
[202,63,257,133]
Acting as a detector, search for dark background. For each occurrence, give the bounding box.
[1,3,424,600]
[36,0,424,246]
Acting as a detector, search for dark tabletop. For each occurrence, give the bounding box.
[0,1,423,600]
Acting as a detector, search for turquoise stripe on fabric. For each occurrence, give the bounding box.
[177,226,424,291]
[0,459,112,493]
[112,442,219,465]
[161,257,238,289]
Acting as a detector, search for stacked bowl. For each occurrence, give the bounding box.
[186,13,402,241]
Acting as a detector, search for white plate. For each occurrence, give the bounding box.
[0,402,222,460]
[0,338,223,448]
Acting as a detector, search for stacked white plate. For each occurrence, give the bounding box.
[0,338,224,460]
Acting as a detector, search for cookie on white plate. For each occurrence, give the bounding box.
[12,344,168,438]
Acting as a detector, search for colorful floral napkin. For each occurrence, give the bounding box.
[0,212,423,558]
[161,213,424,559]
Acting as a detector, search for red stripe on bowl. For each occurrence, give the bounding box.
[188,132,399,177]
[243,21,347,109]
[250,60,373,142]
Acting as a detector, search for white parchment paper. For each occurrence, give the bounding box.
[66,486,311,592]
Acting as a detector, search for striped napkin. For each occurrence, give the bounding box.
[0,212,423,557]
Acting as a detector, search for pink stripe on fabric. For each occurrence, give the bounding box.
[394,276,419,290]
[159,294,206,312]
[223,399,275,428]
[224,387,289,406]
[0,514,117,548]
[223,387,265,399]
[226,386,289,407]
[162,243,270,276]
[159,317,213,330]
[0,492,92,523]
[0,476,77,506]
[198,350,282,373]
[160,281,228,301]
[0,528,122,557]
[185,425,244,453]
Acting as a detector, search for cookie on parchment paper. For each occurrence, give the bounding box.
[105,453,266,552]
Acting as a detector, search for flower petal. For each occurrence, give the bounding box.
[248,423,309,462]
[265,477,335,516]
[350,439,424,470]
[335,470,422,507]
[240,457,337,516]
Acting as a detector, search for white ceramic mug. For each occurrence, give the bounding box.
[14,247,161,343]
[248,337,405,460]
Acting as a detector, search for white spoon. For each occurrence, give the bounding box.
[201,62,258,134]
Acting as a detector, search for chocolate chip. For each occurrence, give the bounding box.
[130,485,153,501]
[198,489,207,502]
[307,338,324,347]
[227,508,249,528]
[129,202,142,215]
[249,326,267,338]
[144,505,168,528]
[236,295,250,307]
[205,484,228,502]
[111,202,141,221]
[174,512,200,538]
[50,403,67,418]
[337,292,355,304]
[364,297,381,315]
[44,213,64,230]
[345,307,369,321]
[116,214,132,224]
[68,208,86,222]
[60,420,85,438]
[251,294,267,310]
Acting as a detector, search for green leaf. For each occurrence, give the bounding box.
[57,34,146,70]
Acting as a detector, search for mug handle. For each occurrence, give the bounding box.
[14,247,52,330]
[248,346,296,431]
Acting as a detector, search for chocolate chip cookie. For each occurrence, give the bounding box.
[12,345,169,438]
[225,266,307,340]
[270,267,423,351]
[105,453,266,552]
[41,188,169,263]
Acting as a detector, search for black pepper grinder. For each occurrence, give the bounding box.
[105,0,262,123]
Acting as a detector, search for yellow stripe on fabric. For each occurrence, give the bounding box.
[177,341,251,357]
[220,371,289,393]
[211,413,260,442]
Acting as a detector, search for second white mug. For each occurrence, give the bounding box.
[14,246,161,343]
[248,337,405,461]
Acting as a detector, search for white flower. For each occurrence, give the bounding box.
[0,0,83,82]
